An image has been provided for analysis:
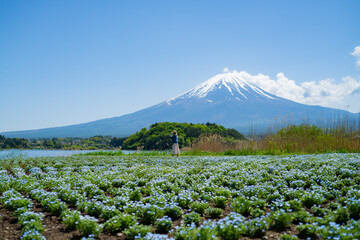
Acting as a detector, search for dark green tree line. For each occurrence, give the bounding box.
[121,122,245,150]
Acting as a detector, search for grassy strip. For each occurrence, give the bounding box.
[182,148,355,156]
[78,148,356,157]
[78,150,170,156]
[78,150,126,156]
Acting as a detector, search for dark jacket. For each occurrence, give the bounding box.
[170,134,178,144]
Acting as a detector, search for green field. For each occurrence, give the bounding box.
[1,154,360,239]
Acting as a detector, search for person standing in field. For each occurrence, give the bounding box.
[170,130,180,156]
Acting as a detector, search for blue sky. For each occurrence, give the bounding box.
[1,0,360,132]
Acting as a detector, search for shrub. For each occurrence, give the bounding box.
[3,195,32,211]
[189,201,209,216]
[138,204,164,225]
[164,205,183,220]
[244,217,269,238]
[250,208,265,218]
[292,210,311,224]
[14,207,30,218]
[175,195,192,209]
[155,216,172,234]
[206,207,223,219]
[311,205,327,217]
[270,211,292,230]
[183,212,202,226]
[328,202,341,210]
[174,225,217,240]
[334,207,350,224]
[216,223,244,240]
[129,190,142,201]
[41,198,68,216]
[20,229,45,240]
[84,201,104,218]
[21,220,45,234]
[348,199,360,220]
[301,193,324,208]
[100,205,120,220]
[231,197,252,216]
[103,214,137,233]
[77,216,102,238]
[18,212,43,226]
[61,210,81,230]
[288,199,302,212]
[280,233,298,240]
[124,224,153,240]
[297,224,317,239]
[213,196,227,209]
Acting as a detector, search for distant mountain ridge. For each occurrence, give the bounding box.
[2,72,358,138]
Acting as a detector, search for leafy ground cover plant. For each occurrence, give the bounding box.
[123,224,153,240]
[155,216,173,233]
[206,207,223,219]
[189,201,209,216]
[77,215,103,238]
[183,211,202,226]
[61,210,81,230]
[1,153,360,239]
[212,196,227,209]
[103,213,137,233]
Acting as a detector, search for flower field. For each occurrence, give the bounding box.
[0,154,360,240]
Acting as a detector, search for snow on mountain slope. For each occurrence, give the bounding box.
[167,71,278,105]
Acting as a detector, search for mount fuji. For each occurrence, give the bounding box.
[2,72,357,138]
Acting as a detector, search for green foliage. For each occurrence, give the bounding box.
[231,196,252,216]
[250,208,265,218]
[3,153,360,239]
[155,216,173,233]
[0,135,127,150]
[334,207,350,224]
[280,233,298,240]
[301,192,324,208]
[164,205,183,220]
[183,212,202,226]
[122,122,245,150]
[0,136,30,149]
[213,196,227,209]
[137,205,164,225]
[175,225,217,240]
[103,214,137,233]
[347,199,360,220]
[292,210,311,224]
[270,211,292,230]
[124,224,153,240]
[20,229,46,240]
[61,210,80,230]
[297,224,317,239]
[189,201,209,216]
[245,217,269,238]
[216,223,244,240]
[288,199,302,212]
[77,216,102,238]
[206,207,223,219]
[41,198,68,216]
[129,190,142,201]
[21,220,45,233]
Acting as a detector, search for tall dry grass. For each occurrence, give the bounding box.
[191,122,360,154]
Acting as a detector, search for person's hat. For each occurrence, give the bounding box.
[173,130,177,134]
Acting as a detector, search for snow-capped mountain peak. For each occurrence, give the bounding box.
[168,71,277,104]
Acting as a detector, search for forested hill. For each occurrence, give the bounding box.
[121,122,246,150]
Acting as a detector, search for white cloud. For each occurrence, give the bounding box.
[351,46,360,67]
[223,67,229,73]
[234,70,360,110]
